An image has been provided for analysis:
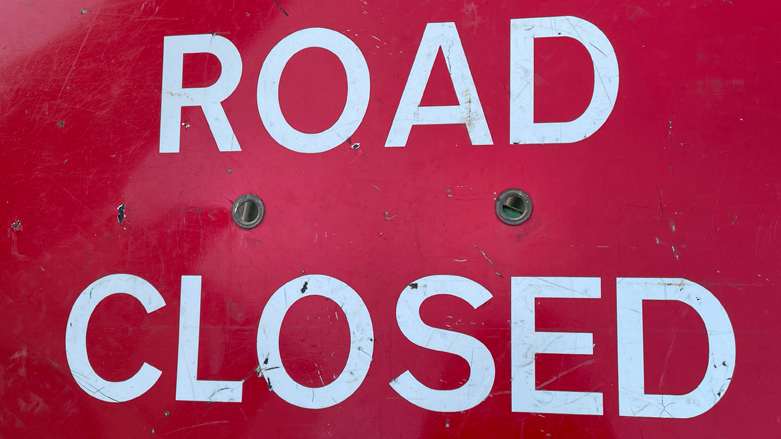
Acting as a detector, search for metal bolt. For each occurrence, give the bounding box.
[232,194,264,229]
[495,189,532,225]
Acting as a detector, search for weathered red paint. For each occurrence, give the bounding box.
[2,0,781,437]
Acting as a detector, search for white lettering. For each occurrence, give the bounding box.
[65,274,165,402]
[511,277,603,415]
[256,275,374,408]
[510,16,619,144]
[390,275,495,412]
[160,34,243,153]
[616,278,736,418]
[385,22,493,147]
[257,28,370,153]
[175,276,243,402]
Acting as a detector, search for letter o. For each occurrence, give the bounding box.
[257,28,370,153]
[257,275,374,408]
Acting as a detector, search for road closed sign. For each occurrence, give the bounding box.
[1,0,780,437]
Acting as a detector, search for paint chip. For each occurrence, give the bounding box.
[117,204,126,224]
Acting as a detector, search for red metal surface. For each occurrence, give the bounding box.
[2,0,781,437]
